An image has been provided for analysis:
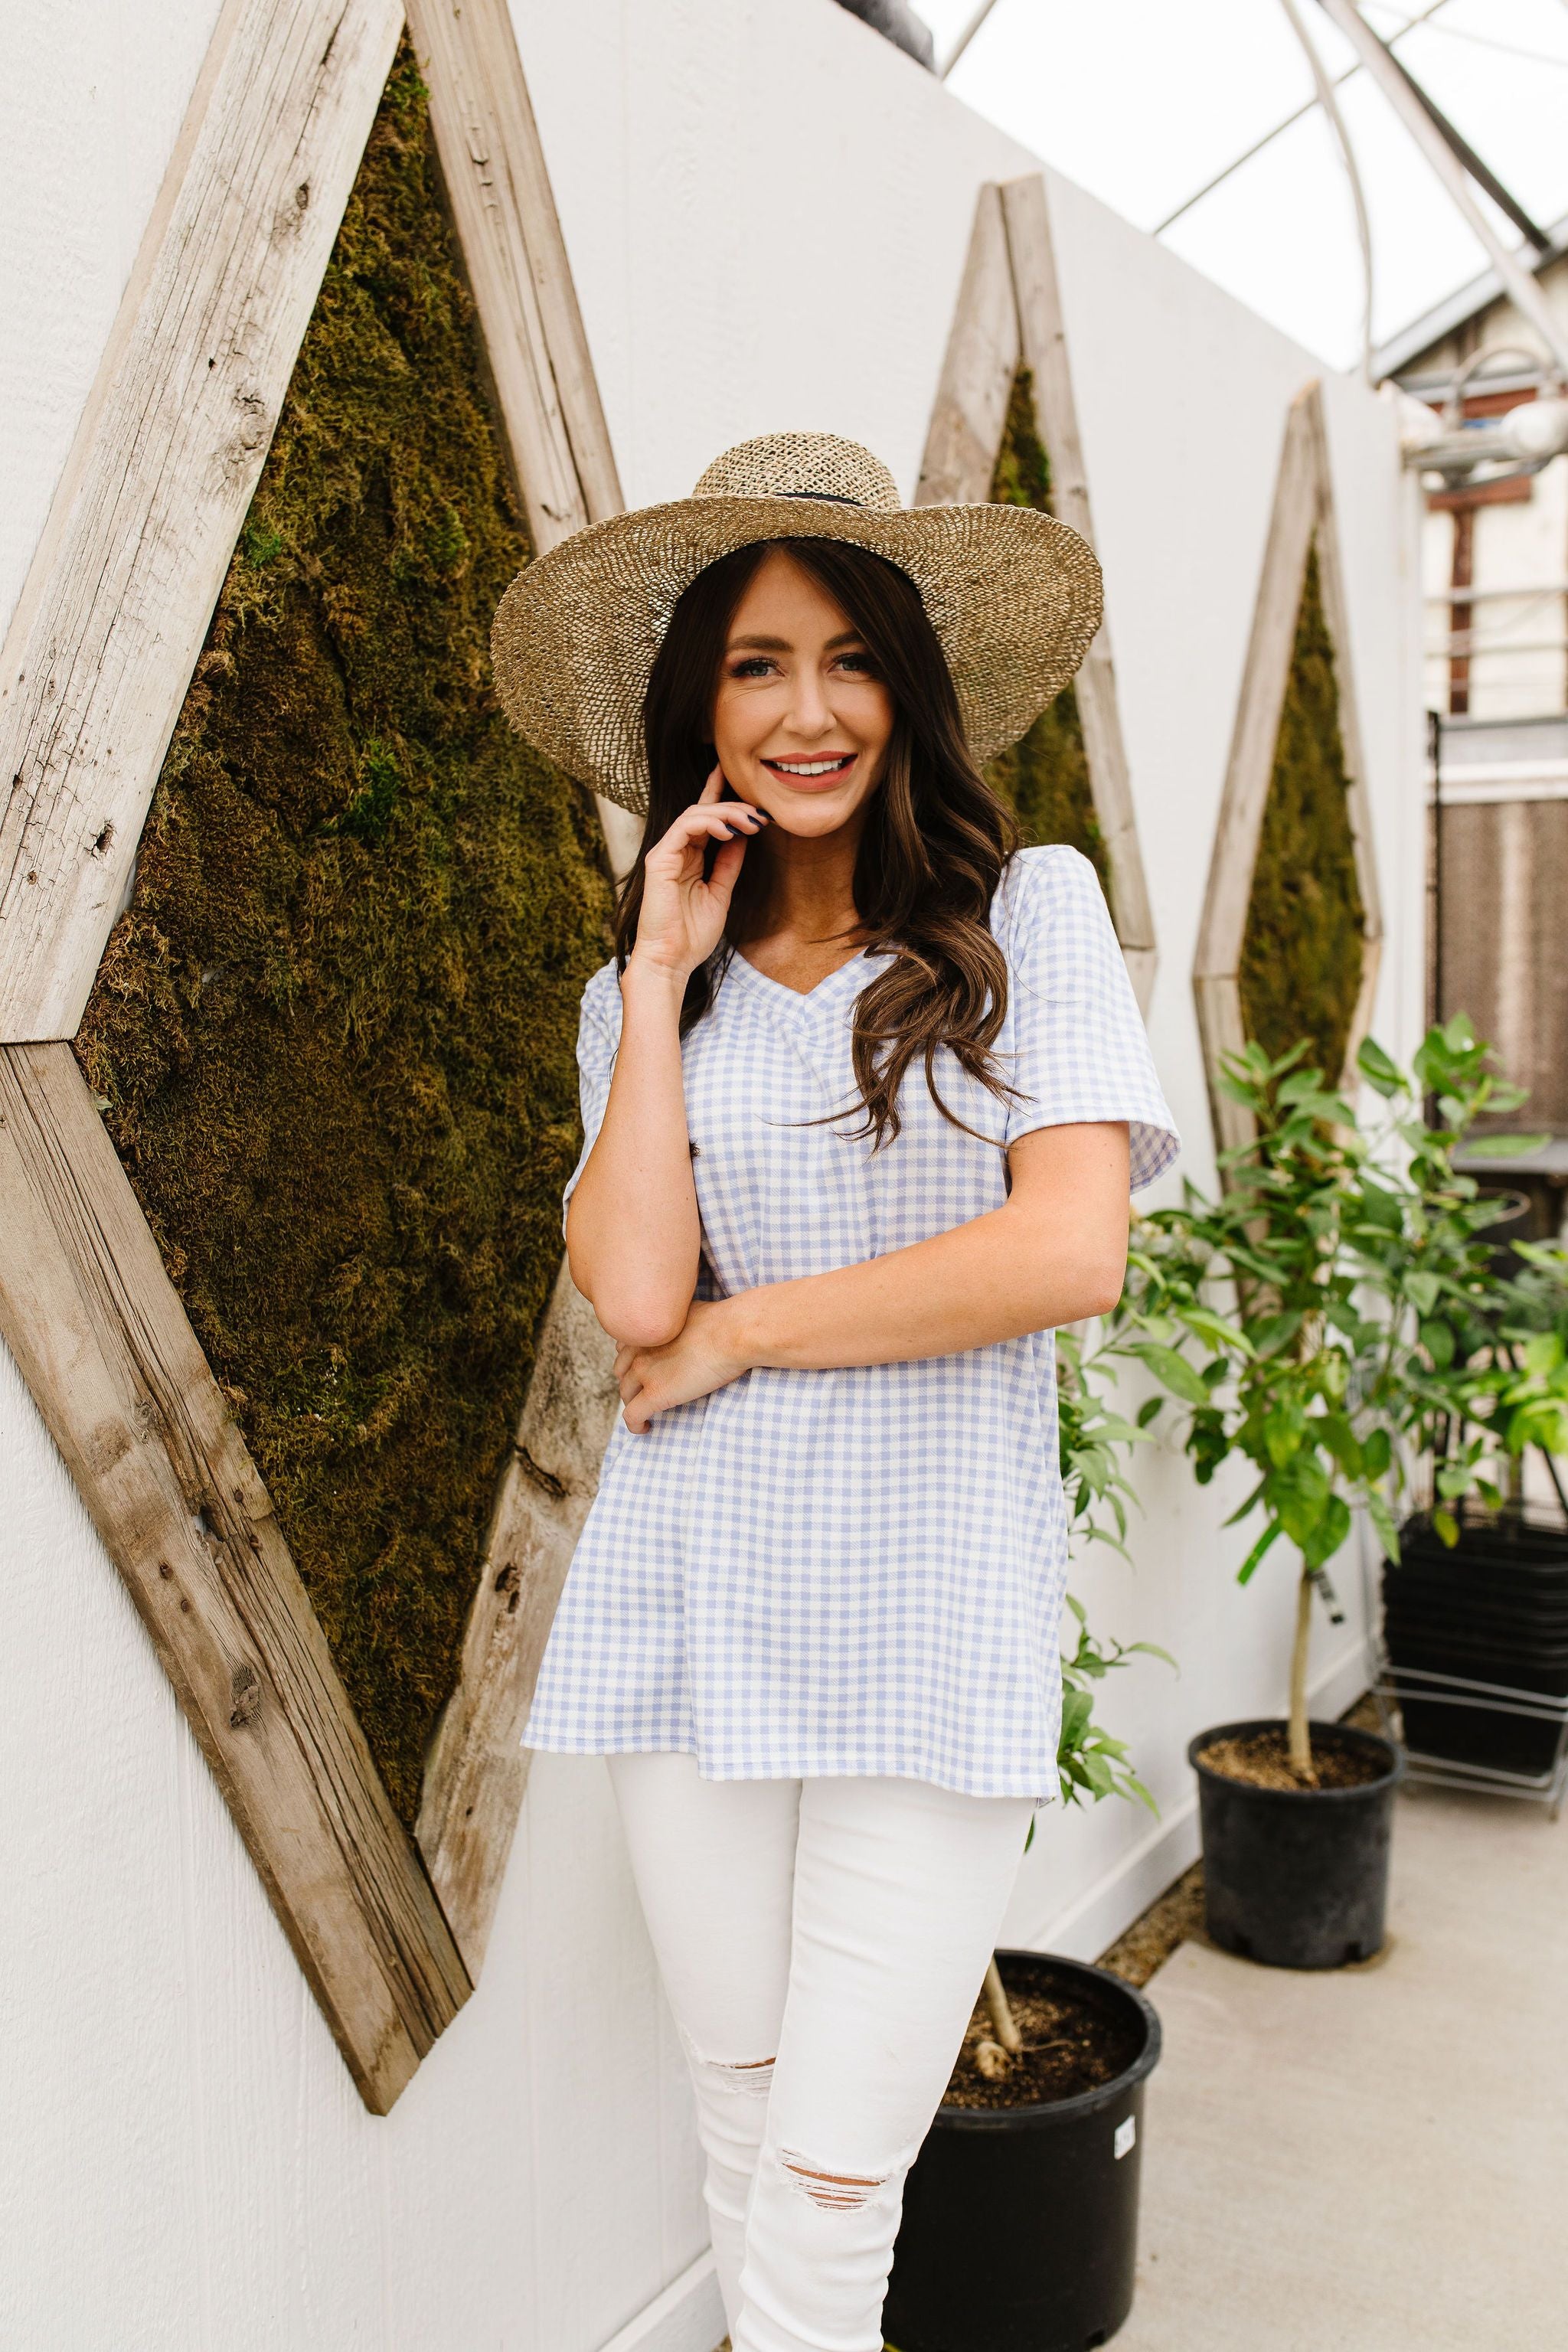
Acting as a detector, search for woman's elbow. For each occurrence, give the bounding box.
[567,1253,688,1350]
[1058,1242,1129,1325]
[601,1300,688,1351]
[1077,1263,1128,1321]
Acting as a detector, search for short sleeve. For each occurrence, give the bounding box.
[560,960,623,1237]
[998,846,1179,1193]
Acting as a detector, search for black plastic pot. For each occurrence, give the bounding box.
[1384,1508,1568,1775]
[884,1952,1160,2352]
[1191,1719,1405,1970]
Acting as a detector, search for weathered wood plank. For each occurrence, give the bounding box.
[405,0,622,544]
[417,1262,619,1971]
[914,184,1020,510]
[1191,377,1386,1149]
[405,2,637,1951]
[1192,972,1257,1159]
[0,1044,471,2110]
[0,0,404,1044]
[1001,174,1157,999]
[1193,385,1320,997]
[1298,384,1385,1083]
[403,0,642,878]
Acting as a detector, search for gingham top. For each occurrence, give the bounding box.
[523,845,1179,1798]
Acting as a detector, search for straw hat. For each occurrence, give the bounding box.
[491,431,1102,814]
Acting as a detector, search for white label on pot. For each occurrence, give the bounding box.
[1113,2116,1137,2161]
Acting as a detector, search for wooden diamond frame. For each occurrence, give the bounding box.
[1192,379,1384,1159]
[916,175,1158,1009]
[0,0,626,2111]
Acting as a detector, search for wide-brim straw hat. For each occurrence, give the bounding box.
[491,431,1102,814]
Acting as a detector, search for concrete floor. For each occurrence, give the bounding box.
[1117,1779,1568,2351]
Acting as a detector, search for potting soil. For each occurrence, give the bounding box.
[1196,1727,1387,1792]
[945,1975,1142,2110]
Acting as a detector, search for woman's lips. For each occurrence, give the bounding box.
[760,753,857,791]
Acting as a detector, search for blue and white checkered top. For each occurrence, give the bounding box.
[523,844,1179,1800]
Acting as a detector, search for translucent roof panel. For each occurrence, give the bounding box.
[920,0,1568,370]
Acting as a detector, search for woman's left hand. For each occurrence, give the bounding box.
[615,1300,752,1433]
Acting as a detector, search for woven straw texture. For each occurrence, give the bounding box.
[491,432,1103,812]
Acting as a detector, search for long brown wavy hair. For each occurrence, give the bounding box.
[613,537,1023,1148]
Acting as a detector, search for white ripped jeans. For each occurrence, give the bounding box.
[608,1754,1033,2352]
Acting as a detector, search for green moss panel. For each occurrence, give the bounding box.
[1236,541,1365,1080]
[984,368,1109,890]
[74,40,613,1825]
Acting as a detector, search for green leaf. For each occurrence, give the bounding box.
[1236,1519,1285,1585]
[1135,1396,1165,1428]
[1419,1318,1455,1369]
[1356,1037,1403,1097]
[1179,1306,1250,1354]
[1361,1428,1392,1478]
[1366,1490,1401,1565]
[1263,1402,1308,1466]
[1129,1343,1213,1407]
[1222,1475,1268,1528]
[1354,1181,1403,1230]
[1318,1412,1362,1476]
[1253,1312,1304,1360]
[1462,1132,1550,1159]
[1058,1689,1094,1747]
[1433,1507,1460,1548]
[1304,1491,1352,1570]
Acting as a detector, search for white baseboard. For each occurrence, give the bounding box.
[1017,1638,1375,1965]
[596,2252,726,2352]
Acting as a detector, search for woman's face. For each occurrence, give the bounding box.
[710,547,895,836]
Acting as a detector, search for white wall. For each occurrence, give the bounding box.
[0,2,1425,2346]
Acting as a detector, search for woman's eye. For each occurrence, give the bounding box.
[728,657,776,679]
[835,652,875,675]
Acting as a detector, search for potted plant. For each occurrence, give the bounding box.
[1112,1034,1418,1967]
[885,1327,1171,2352]
[1351,1021,1568,1781]
[1111,1019,1557,1968]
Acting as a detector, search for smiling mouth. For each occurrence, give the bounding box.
[762,754,856,783]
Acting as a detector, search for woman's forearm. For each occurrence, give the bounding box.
[719,1125,1131,1370]
[567,960,702,1344]
[722,1207,1120,1370]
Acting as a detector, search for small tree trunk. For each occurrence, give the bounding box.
[983,1955,1023,2053]
[1288,1566,1318,1784]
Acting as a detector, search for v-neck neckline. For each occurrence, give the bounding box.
[727,945,878,1009]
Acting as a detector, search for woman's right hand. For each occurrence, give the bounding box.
[628,767,767,982]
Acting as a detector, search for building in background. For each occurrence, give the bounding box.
[1382,240,1568,1212]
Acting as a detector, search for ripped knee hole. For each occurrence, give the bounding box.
[691,2049,776,2092]
[779,2148,890,2211]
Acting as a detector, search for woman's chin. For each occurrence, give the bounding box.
[765,798,858,835]
[744,776,880,836]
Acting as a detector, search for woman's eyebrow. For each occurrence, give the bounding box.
[725,630,864,652]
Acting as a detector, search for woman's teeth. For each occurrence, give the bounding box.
[769,756,852,777]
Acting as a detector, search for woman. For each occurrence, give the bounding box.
[492,433,1178,2352]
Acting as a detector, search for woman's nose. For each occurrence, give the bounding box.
[784,670,835,739]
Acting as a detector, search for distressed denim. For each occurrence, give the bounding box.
[608,1754,1032,2352]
